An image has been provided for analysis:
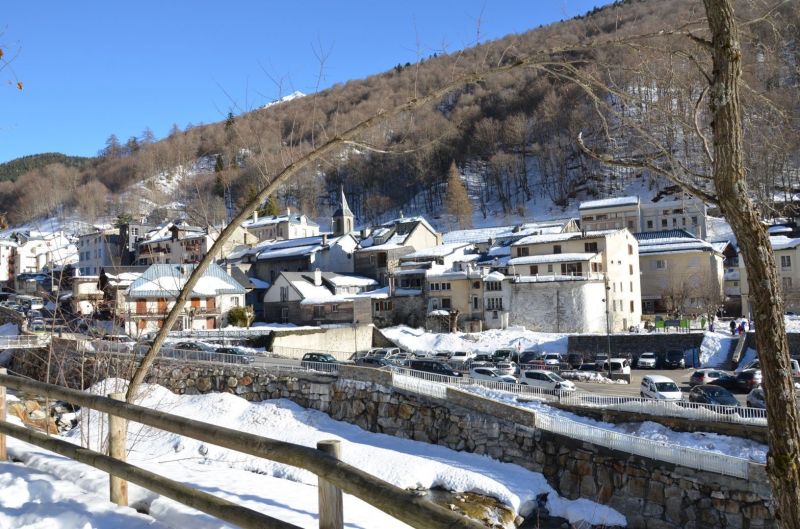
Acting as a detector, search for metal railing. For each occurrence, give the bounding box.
[167,328,274,339]
[392,373,448,399]
[0,334,51,348]
[90,341,255,367]
[534,413,751,479]
[270,345,355,362]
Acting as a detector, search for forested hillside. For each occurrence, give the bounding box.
[2,0,797,228]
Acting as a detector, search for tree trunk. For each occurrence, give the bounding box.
[703,1,800,527]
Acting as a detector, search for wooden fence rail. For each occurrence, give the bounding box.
[0,373,484,529]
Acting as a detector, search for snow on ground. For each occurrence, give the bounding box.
[786,315,800,333]
[381,325,568,355]
[4,379,626,528]
[560,371,628,384]
[0,322,19,336]
[737,348,758,372]
[700,331,735,367]
[465,386,768,464]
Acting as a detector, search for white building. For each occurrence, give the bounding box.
[13,231,78,278]
[579,194,708,239]
[0,238,18,285]
[123,263,245,336]
[242,211,320,242]
[78,228,121,276]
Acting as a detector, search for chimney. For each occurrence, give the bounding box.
[314,268,322,286]
[252,211,258,223]
[286,206,291,217]
[388,275,396,296]
[360,227,371,239]
[322,233,328,245]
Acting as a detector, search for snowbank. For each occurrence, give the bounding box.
[560,370,628,384]
[381,325,568,355]
[45,378,624,527]
[700,331,735,367]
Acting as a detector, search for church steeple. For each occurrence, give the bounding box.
[332,185,354,236]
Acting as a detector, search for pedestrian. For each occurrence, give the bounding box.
[709,321,715,333]
[729,320,736,335]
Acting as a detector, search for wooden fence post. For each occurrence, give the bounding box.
[317,440,343,529]
[0,368,6,461]
[108,392,128,506]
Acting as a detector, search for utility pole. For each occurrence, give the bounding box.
[604,273,612,378]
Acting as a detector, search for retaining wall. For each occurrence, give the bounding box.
[11,350,775,529]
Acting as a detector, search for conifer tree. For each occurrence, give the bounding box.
[445,161,472,229]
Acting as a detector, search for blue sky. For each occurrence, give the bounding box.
[1,1,604,162]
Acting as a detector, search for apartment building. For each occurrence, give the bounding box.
[77,228,121,276]
[579,194,707,239]
[241,211,320,242]
[740,235,800,317]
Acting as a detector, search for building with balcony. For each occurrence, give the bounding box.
[508,229,641,332]
[77,228,121,276]
[123,263,245,336]
[241,210,320,242]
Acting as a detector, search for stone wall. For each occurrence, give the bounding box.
[270,323,373,353]
[12,351,774,528]
[568,333,705,358]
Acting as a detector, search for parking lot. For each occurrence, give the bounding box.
[574,367,750,405]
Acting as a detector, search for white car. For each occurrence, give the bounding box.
[469,367,516,384]
[519,369,576,391]
[450,351,476,365]
[542,353,562,366]
[494,361,517,376]
[602,358,631,375]
[637,352,657,369]
[640,375,682,401]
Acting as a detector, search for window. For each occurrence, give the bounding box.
[313,305,325,318]
[331,304,339,313]
[431,283,439,291]
[232,297,240,307]
[630,281,634,292]
[487,297,503,310]
[486,281,501,291]
[733,281,739,287]
[781,255,792,269]
[375,300,393,312]
[443,283,451,290]
[547,264,553,273]
[281,307,289,323]
[472,297,479,310]
[661,219,668,228]
[646,220,653,229]
[630,300,635,313]
[783,277,793,289]
[280,286,289,301]
[530,265,539,275]
[517,247,529,257]
[629,264,634,275]
[584,242,598,253]
[628,244,633,255]
[553,245,562,254]
[692,216,698,226]
[441,298,452,309]
[654,260,666,270]
[472,281,481,289]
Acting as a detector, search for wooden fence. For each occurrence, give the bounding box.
[0,370,484,529]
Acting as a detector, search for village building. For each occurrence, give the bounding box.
[740,233,800,317]
[77,227,121,276]
[241,210,320,242]
[123,263,245,336]
[0,238,17,287]
[635,230,724,317]
[508,229,641,333]
[579,194,708,239]
[262,269,375,326]
[354,216,441,285]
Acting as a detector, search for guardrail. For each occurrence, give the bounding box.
[270,346,355,362]
[0,372,486,529]
[0,334,51,348]
[533,413,751,479]
[166,328,275,339]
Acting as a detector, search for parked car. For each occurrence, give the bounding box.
[215,346,255,364]
[542,353,562,366]
[517,351,543,365]
[492,349,514,362]
[566,353,583,369]
[746,386,766,409]
[301,352,339,369]
[736,369,762,392]
[494,361,517,376]
[355,356,393,369]
[709,374,739,391]
[742,359,800,379]
[594,354,609,370]
[602,358,631,375]
[640,375,682,400]
[689,369,729,387]
[408,359,462,377]
[473,353,494,363]
[173,341,217,352]
[449,351,476,365]
[519,370,576,392]
[637,352,657,369]
[434,352,452,359]
[469,367,516,384]
[663,349,686,369]
[688,385,740,407]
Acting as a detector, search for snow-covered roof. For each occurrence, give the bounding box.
[509,253,597,266]
[770,236,800,251]
[242,213,319,229]
[253,234,345,261]
[359,216,438,251]
[513,229,619,247]
[127,263,245,298]
[579,196,639,210]
[402,243,472,259]
[635,230,716,255]
[484,271,506,281]
[326,275,378,288]
[442,220,573,245]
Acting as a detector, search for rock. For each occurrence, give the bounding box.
[196,377,212,392]
[226,376,238,388]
